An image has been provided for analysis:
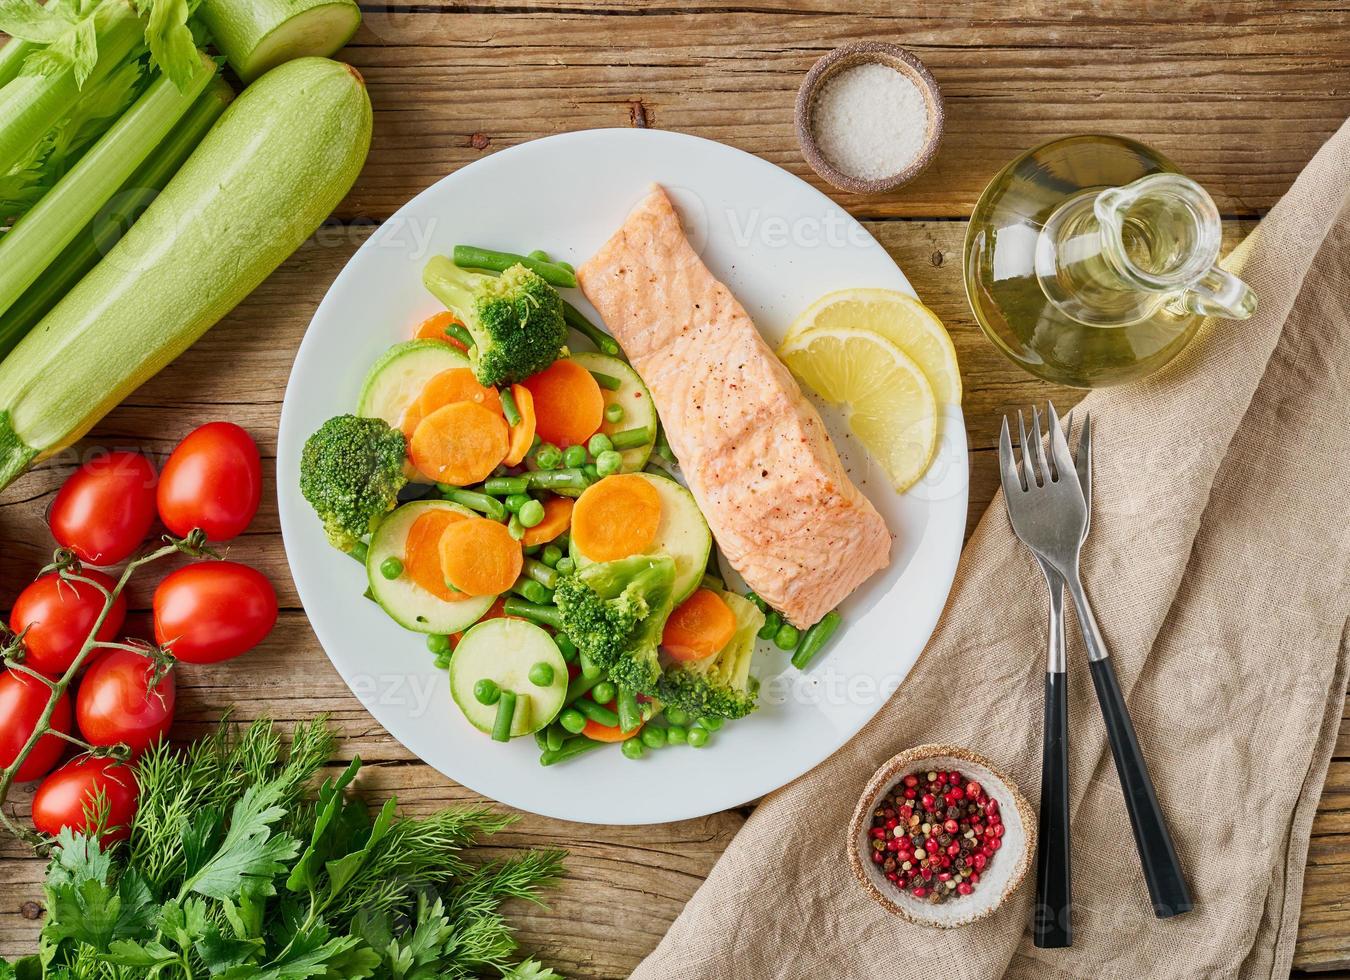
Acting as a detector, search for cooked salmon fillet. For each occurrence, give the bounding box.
[577,185,890,628]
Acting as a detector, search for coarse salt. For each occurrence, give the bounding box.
[812,63,929,181]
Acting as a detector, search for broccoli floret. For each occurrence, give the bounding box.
[299,414,407,552]
[554,555,677,695]
[657,592,764,720]
[422,256,567,386]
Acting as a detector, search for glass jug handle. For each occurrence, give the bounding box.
[1179,266,1257,320]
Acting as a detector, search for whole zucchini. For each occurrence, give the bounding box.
[0,57,372,490]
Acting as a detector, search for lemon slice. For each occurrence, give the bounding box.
[778,326,938,492]
[785,288,961,405]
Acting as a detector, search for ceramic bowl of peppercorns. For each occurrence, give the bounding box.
[847,744,1035,928]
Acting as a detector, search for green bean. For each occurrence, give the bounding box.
[522,558,558,589]
[555,556,576,575]
[561,444,587,469]
[349,541,369,564]
[582,463,599,483]
[380,557,404,580]
[528,661,555,687]
[534,443,561,470]
[576,698,619,728]
[433,651,451,670]
[555,633,578,663]
[524,543,541,556]
[589,370,622,391]
[527,249,551,263]
[774,623,801,651]
[526,467,588,492]
[507,515,525,540]
[758,610,783,640]
[590,680,617,706]
[565,672,600,705]
[499,385,522,427]
[555,259,575,274]
[534,728,549,751]
[484,475,530,496]
[426,633,452,656]
[439,487,507,521]
[665,706,690,727]
[744,591,767,612]
[687,725,711,748]
[605,403,625,424]
[504,493,531,513]
[502,597,564,629]
[540,735,607,766]
[617,687,642,733]
[621,738,645,760]
[518,498,546,528]
[588,432,614,455]
[491,691,517,742]
[546,722,565,752]
[562,299,624,358]
[541,544,563,567]
[595,450,623,477]
[578,649,602,679]
[791,610,842,670]
[446,322,475,349]
[362,586,376,603]
[665,724,687,745]
[452,244,578,287]
[610,426,653,450]
[558,707,586,734]
[640,725,667,749]
[511,578,553,604]
[473,678,501,705]
[700,573,724,593]
[697,715,724,732]
[653,426,675,464]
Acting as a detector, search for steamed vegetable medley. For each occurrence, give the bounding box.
[301,246,829,765]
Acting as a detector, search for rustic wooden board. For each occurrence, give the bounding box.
[1,1,1347,975]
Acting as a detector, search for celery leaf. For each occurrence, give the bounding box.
[138,0,199,91]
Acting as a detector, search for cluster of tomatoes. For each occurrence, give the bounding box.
[0,422,277,842]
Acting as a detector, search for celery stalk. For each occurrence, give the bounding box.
[0,50,218,324]
[0,76,234,355]
[0,1,145,177]
[0,37,34,90]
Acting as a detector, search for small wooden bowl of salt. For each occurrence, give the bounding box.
[796,42,944,195]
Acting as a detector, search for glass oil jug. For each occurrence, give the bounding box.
[963,135,1256,388]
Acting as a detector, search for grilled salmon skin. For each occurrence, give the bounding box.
[577,185,890,628]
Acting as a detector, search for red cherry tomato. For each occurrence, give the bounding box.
[75,649,175,756]
[10,570,127,676]
[157,423,262,541]
[32,757,139,843]
[153,562,277,664]
[49,451,158,565]
[0,670,72,782]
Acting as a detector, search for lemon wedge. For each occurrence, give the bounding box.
[784,288,961,405]
[778,326,938,492]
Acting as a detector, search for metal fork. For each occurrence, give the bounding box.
[999,405,1193,920]
[1004,409,1089,948]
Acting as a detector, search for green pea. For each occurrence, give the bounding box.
[687,725,711,748]
[505,493,532,513]
[473,678,501,705]
[379,556,403,580]
[758,610,783,640]
[582,463,600,483]
[665,724,687,744]
[774,623,801,651]
[349,540,369,563]
[562,444,587,468]
[555,557,576,575]
[534,443,561,470]
[507,515,525,540]
[591,680,617,705]
[621,738,646,760]
[559,707,586,734]
[518,499,546,528]
[426,633,451,656]
[697,715,724,731]
[665,706,690,726]
[595,450,623,477]
[605,403,625,424]
[433,652,451,670]
[527,661,555,687]
[640,726,667,749]
[541,544,563,567]
[588,432,614,456]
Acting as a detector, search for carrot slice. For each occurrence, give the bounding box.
[419,367,502,418]
[662,588,737,662]
[437,516,523,597]
[521,359,604,447]
[503,384,536,466]
[571,474,661,561]
[582,716,641,742]
[404,509,468,602]
[415,311,468,351]
[520,496,573,547]
[409,402,509,486]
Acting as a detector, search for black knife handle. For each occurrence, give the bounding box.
[1088,655,1193,918]
[1034,670,1072,947]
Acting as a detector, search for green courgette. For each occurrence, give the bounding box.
[199,0,362,83]
[0,57,372,489]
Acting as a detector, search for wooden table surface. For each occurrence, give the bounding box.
[2,3,1349,975]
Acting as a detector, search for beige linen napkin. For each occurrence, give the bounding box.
[632,119,1350,980]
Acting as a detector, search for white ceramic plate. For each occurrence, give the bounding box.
[277,128,968,825]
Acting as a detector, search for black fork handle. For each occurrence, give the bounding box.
[1035,669,1073,946]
